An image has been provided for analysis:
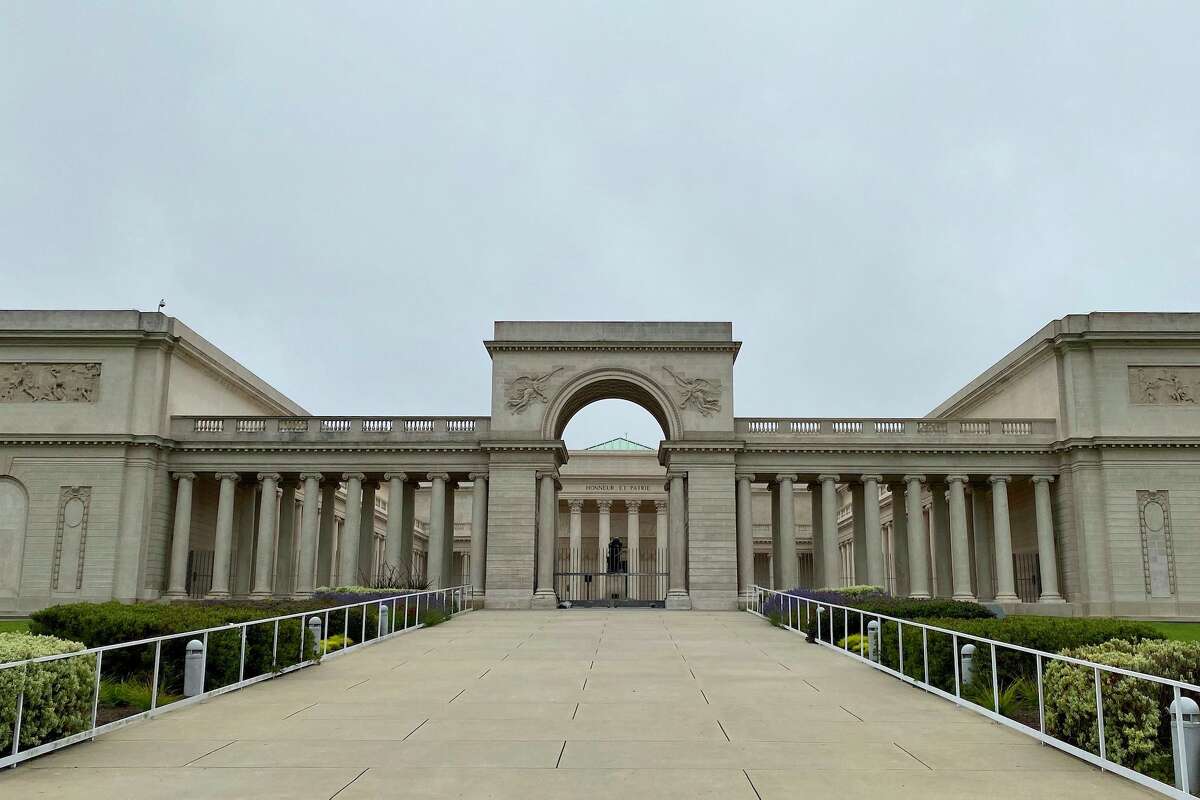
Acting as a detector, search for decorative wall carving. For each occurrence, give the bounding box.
[0,362,101,403]
[505,367,564,413]
[663,367,721,416]
[1128,366,1198,405]
[1137,490,1175,598]
[53,486,91,593]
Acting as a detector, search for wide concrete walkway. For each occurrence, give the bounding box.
[2,610,1157,799]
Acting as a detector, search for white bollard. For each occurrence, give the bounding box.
[379,604,390,637]
[307,616,323,657]
[184,639,204,697]
[867,620,880,663]
[1170,696,1200,792]
[961,643,976,686]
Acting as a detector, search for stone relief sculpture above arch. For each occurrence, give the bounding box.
[0,477,29,599]
[540,367,684,443]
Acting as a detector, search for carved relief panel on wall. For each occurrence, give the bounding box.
[1137,490,1176,598]
[1129,366,1198,405]
[53,486,91,593]
[662,367,721,416]
[505,367,566,413]
[0,362,101,402]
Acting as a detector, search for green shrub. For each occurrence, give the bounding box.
[821,585,887,597]
[0,632,95,753]
[319,634,354,652]
[29,600,381,693]
[876,616,1166,691]
[1044,639,1200,782]
[837,634,869,655]
[420,607,450,627]
[806,597,994,644]
[98,678,180,711]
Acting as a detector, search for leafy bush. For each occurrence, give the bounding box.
[0,632,95,753]
[420,607,450,627]
[805,597,994,645]
[320,634,354,652]
[875,616,1165,691]
[29,600,382,693]
[824,585,887,597]
[1044,639,1200,782]
[837,634,869,655]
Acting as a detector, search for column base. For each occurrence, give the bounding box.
[665,590,692,610]
[531,589,559,609]
[994,593,1021,603]
[1038,593,1066,604]
[247,591,273,601]
[162,591,189,601]
[205,590,231,600]
[907,592,931,600]
[952,593,978,603]
[291,591,315,600]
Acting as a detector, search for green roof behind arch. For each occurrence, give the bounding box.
[585,436,654,451]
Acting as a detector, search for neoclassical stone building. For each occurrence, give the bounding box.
[1,311,1197,617]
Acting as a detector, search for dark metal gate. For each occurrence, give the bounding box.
[554,546,668,608]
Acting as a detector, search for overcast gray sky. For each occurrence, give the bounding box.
[3,3,1198,448]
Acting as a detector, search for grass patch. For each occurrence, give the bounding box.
[0,620,31,633]
[1145,622,1200,642]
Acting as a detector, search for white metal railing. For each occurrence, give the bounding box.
[0,585,471,769]
[746,586,1199,799]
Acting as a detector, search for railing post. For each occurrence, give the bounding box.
[1170,690,1199,793]
[866,620,880,663]
[11,671,23,759]
[379,603,389,637]
[184,639,205,697]
[323,611,331,656]
[151,640,162,710]
[360,602,367,644]
[308,616,322,659]
[90,651,103,738]
[238,626,246,683]
[990,643,1000,714]
[1095,667,1107,765]
[898,620,904,675]
[921,627,929,685]
[1036,653,1045,734]
[272,620,279,669]
[953,634,961,698]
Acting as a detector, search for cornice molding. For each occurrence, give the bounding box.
[484,340,742,357]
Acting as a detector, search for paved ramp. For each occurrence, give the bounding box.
[1,610,1156,799]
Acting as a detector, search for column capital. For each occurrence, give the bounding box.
[655,499,668,513]
[426,472,450,482]
[945,474,969,484]
[860,474,883,483]
[735,472,755,482]
[343,472,366,482]
[171,472,196,481]
[383,471,408,482]
[988,475,1012,485]
[665,471,686,481]
[567,498,584,513]
[625,499,641,512]
[817,473,840,483]
[468,472,488,482]
[1031,475,1056,485]
[256,472,281,483]
[214,472,240,481]
[597,499,613,512]
[902,474,926,483]
[775,473,799,484]
[298,472,323,482]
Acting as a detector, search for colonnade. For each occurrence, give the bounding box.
[164,471,488,600]
[560,496,670,600]
[735,472,1065,604]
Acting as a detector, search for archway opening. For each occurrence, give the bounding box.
[558,400,668,607]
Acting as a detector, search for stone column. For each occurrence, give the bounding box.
[568,499,583,600]
[904,475,931,599]
[426,473,451,588]
[384,472,415,582]
[886,482,910,597]
[597,499,612,598]
[946,475,975,601]
[850,482,867,585]
[861,475,885,588]
[337,473,365,587]
[810,483,824,587]
[469,473,488,599]
[819,475,840,588]
[655,499,668,600]
[1033,476,1065,603]
[929,481,952,597]
[626,499,641,599]
[295,473,322,597]
[970,484,995,601]
[532,472,558,608]
[774,474,798,589]
[249,473,280,599]
[357,479,379,585]
[274,479,298,596]
[735,473,754,603]
[316,481,337,587]
[665,472,690,609]
[233,481,257,595]
[208,473,239,598]
[165,472,196,599]
[990,476,1019,602]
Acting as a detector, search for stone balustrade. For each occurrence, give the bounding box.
[172,415,491,441]
[736,417,1055,440]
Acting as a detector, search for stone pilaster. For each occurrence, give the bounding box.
[295,473,322,597]
[568,499,584,600]
[862,475,885,588]
[249,472,280,599]
[774,474,799,590]
[164,472,196,599]
[655,499,668,600]
[1033,476,1065,603]
[735,473,755,603]
[904,475,931,599]
[426,473,451,589]
[626,499,641,600]
[469,473,489,599]
[207,473,239,598]
[597,499,613,600]
[819,475,840,588]
[384,472,415,583]
[946,475,975,602]
[665,472,691,609]
[337,473,365,588]
[990,476,1019,602]
[532,471,559,608]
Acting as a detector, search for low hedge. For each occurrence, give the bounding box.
[0,632,95,753]
[1044,639,1200,783]
[803,597,994,644]
[874,616,1166,692]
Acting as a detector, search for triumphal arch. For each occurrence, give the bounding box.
[1,311,1199,617]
